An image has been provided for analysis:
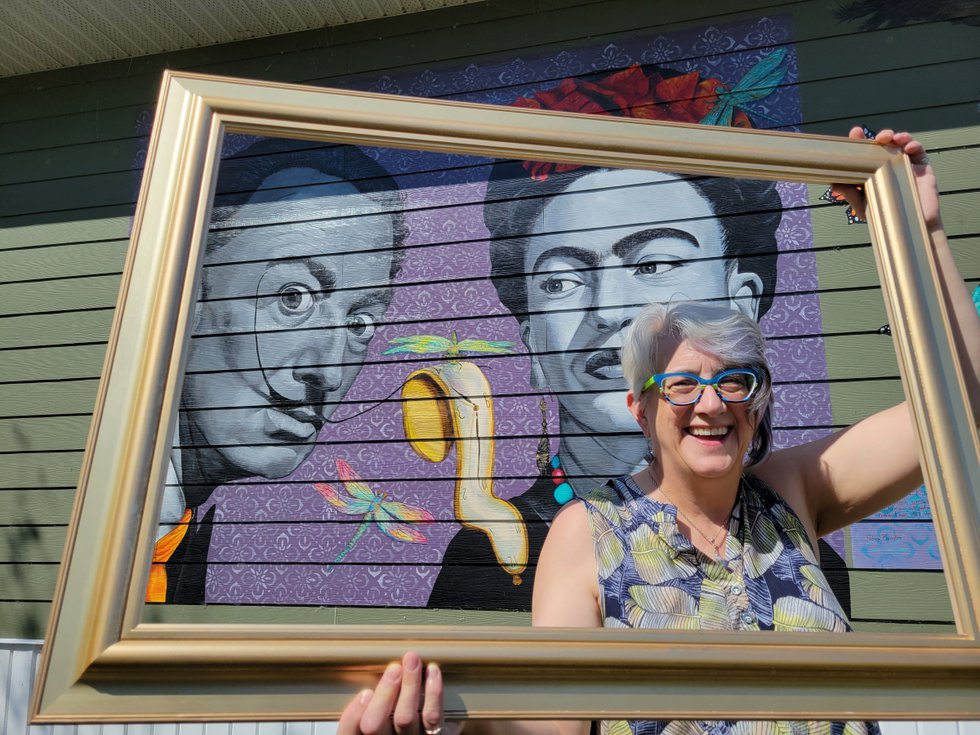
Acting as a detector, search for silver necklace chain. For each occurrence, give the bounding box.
[647,464,729,560]
[644,467,756,627]
[647,465,747,573]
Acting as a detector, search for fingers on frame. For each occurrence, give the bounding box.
[861,127,927,162]
[360,661,404,735]
[422,662,446,733]
[393,652,425,734]
[338,689,375,735]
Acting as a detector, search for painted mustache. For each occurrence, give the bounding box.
[584,348,623,379]
[264,385,327,432]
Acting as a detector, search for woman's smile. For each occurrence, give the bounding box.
[686,425,731,439]
[642,338,758,481]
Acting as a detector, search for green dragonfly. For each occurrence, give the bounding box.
[382,330,515,359]
[700,48,788,128]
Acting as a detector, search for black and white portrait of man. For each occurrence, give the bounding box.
[150,139,405,603]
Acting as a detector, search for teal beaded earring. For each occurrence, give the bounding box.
[534,397,574,505]
[550,455,574,505]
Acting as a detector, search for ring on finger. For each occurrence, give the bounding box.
[424,726,442,735]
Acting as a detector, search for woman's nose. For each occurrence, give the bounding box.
[593,309,633,333]
[695,384,727,414]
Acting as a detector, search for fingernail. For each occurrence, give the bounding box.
[404,652,421,673]
[358,689,374,704]
[426,662,440,680]
[384,662,402,682]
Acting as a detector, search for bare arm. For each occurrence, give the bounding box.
[532,501,602,628]
[759,129,980,539]
[473,504,601,735]
[339,504,600,735]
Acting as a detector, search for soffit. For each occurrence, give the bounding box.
[0,0,482,78]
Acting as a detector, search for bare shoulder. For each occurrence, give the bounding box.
[547,499,591,540]
[538,501,595,580]
[532,500,601,628]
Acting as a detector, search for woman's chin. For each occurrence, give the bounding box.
[676,445,743,479]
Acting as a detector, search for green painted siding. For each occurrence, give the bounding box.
[1,0,977,638]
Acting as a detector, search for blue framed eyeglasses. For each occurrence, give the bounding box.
[642,368,760,406]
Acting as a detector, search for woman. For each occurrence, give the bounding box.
[342,129,979,735]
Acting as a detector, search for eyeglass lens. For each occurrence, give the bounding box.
[662,371,757,405]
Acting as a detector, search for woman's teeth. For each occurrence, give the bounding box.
[688,427,728,437]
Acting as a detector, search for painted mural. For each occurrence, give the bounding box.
[141,13,937,610]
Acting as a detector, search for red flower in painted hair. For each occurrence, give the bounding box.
[513,65,752,180]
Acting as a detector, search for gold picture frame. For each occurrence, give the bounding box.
[32,70,980,724]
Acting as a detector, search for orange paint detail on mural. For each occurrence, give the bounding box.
[145,508,193,603]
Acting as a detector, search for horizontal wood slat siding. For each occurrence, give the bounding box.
[0,0,977,652]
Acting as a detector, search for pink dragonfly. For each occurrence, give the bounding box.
[315,459,434,568]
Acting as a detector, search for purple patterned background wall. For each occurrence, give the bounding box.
[182,14,866,608]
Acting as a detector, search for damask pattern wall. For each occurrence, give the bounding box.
[1,0,979,726]
[158,15,828,612]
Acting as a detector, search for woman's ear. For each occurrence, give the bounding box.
[521,320,546,389]
[626,390,650,436]
[727,269,764,321]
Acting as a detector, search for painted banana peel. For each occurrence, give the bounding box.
[401,361,528,584]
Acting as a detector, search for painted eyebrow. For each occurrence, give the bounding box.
[531,246,601,273]
[611,227,700,259]
[350,287,394,311]
[531,227,702,274]
[267,256,393,310]
[267,256,338,292]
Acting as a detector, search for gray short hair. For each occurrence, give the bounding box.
[622,302,774,466]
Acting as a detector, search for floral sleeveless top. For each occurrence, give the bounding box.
[580,473,880,735]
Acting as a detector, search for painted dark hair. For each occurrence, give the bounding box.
[484,161,782,321]
[206,136,407,282]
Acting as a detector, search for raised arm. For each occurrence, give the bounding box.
[759,128,980,540]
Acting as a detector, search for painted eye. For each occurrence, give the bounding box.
[346,313,376,340]
[635,260,678,276]
[540,275,583,295]
[278,283,315,315]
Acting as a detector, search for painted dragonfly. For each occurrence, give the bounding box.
[382,330,514,359]
[314,459,434,569]
[699,48,788,128]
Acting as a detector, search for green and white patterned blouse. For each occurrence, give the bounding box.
[580,473,880,735]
